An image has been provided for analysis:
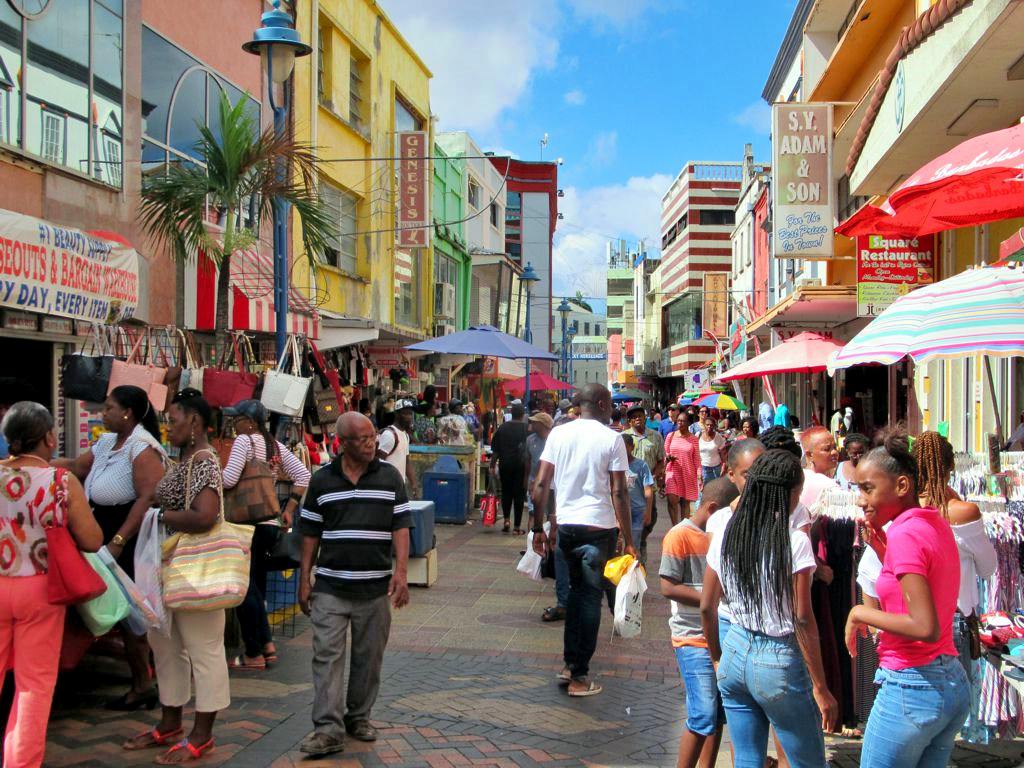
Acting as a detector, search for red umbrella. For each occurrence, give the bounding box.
[503,371,572,397]
[837,121,1024,236]
[717,332,844,381]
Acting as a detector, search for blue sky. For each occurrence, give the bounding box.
[381,0,795,304]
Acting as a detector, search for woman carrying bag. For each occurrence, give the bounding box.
[123,389,234,763]
[55,384,166,710]
[0,402,103,768]
[221,399,310,671]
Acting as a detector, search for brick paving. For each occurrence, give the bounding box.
[44,516,1024,767]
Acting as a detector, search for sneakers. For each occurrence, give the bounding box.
[346,721,378,742]
[299,732,346,756]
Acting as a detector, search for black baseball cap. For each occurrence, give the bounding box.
[223,399,267,424]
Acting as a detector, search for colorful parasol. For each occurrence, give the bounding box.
[693,393,748,411]
[718,332,844,381]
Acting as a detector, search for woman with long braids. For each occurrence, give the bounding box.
[845,432,968,768]
[914,431,995,678]
[702,449,837,767]
[56,384,166,710]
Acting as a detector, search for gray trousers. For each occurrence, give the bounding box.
[311,591,392,738]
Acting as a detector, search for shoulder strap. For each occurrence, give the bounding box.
[381,426,400,458]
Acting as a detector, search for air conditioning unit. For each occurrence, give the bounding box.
[796,277,822,288]
[434,282,457,319]
[433,321,456,337]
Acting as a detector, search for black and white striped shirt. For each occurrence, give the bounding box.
[298,457,412,599]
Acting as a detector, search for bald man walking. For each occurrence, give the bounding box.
[298,413,412,757]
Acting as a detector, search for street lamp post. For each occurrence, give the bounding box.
[557,297,571,399]
[520,262,541,412]
[567,322,577,390]
[244,0,311,359]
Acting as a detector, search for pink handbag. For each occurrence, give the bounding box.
[107,329,168,409]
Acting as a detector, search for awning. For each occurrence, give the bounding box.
[185,248,319,338]
[317,311,378,350]
[745,285,858,335]
[0,208,139,323]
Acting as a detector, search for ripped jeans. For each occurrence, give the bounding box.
[557,525,617,679]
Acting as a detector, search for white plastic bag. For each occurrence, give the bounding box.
[134,507,169,636]
[516,532,544,582]
[613,560,647,638]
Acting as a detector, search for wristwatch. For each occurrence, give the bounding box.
[110,534,127,548]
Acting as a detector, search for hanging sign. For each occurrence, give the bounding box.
[771,103,834,259]
[856,234,935,317]
[702,273,729,338]
[397,131,429,248]
[0,208,138,323]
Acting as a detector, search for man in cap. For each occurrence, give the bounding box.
[437,398,471,446]
[377,398,417,495]
[554,398,574,427]
[660,403,680,438]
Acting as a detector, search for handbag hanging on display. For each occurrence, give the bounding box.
[176,330,204,395]
[203,333,259,408]
[46,469,108,606]
[161,451,254,611]
[61,325,115,403]
[107,328,169,410]
[261,335,313,417]
[223,435,281,524]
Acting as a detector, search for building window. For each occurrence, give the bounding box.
[1,0,124,184]
[595,323,601,335]
[103,135,121,188]
[663,294,703,344]
[434,252,456,285]
[468,177,480,209]
[394,250,421,327]
[489,202,499,228]
[584,322,590,335]
[40,110,64,163]
[316,24,329,105]
[699,209,736,226]
[349,51,368,129]
[319,181,359,274]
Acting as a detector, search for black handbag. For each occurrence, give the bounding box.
[60,327,113,402]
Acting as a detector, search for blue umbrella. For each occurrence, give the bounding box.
[406,325,558,361]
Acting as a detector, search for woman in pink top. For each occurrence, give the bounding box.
[844,432,968,768]
[663,413,700,525]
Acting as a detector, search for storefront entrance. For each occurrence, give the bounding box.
[841,365,889,435]
[0,337,55,412]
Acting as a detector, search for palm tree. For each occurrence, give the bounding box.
[139,92,335,337]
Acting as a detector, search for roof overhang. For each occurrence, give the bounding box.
[746,285,858,335]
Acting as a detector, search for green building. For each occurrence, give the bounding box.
[432,142,471,332]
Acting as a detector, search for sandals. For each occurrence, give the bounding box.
[263,645,279,666]
[513,528,525,536]
[542,606,566,622]
[567,680,603,697]
[502,521,511,533]
[228,655,266,671]
[839,727,863,739]
[122,726,184,751]
[155,738,215,764]
[557,668,572,684]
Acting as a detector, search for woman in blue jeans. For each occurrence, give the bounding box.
[702,449,838,768]
[845,432,969,768]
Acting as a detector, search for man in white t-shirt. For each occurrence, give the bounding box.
[377,399,417,495]
[531,383,633,698]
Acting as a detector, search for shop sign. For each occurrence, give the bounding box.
[397,131,429,248]
[367,344,418,377]
[42,316,74,335]
[856,234,935,317]
[684,369,708,391]
[702,273,729,338]
[0,209,138,323]
[771,103,834,259]
[2,309,37,331]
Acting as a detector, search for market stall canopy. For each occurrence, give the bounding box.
[611,389,648,403]
[837,120,1024,238]
[827,265,1024,374]
[693,393,747,411]
[405,325,558,361]
[718,332,845,381]
[504,371,572,397]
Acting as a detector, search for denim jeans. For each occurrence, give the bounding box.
[716,626,826,768]
[861,655,970,768]
[702,465,722,483]
[558,525,617,679]
[553,544,569,609]
[675,645,724,736]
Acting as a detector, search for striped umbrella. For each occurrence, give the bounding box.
[693,393,748,411]
[827,266,1024,373]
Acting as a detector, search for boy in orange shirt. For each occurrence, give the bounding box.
[660,477,738,768]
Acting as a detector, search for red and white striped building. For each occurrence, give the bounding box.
[658,162,742,379]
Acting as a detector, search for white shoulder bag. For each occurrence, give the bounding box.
[261,335,312,417]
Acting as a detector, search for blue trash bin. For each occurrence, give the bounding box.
[408,500,435,556]
[422,455,470,524]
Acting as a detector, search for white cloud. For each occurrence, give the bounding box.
[563,89,586,106]
[586,130,618,168]
[565,0,658,27]
[379,0,559,134]
[552,173,672,299]
[733,100,772,135]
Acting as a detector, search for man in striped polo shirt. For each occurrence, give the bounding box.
[298,412,412,757]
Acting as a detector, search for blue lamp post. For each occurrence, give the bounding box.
[244,0,311,359]
[520,262,541,411]
[557,297,571,398]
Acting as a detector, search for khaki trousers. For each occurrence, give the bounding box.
[148,608,230,712]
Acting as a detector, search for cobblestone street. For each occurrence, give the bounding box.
[44,521,1024,768]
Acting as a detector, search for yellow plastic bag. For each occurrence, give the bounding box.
[604,554,636,586]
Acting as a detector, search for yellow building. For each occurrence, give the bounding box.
[291,0,433,344]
